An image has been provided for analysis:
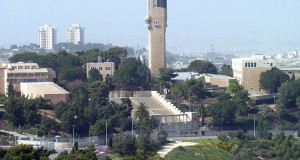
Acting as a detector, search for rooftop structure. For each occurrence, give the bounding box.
[20,82,69,104]
[85,58,115,80]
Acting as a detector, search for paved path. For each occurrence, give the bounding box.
[157,141,197,158]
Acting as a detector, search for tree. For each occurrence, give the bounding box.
[113,58,150,90]
[206,100,237,126]
[260,67,290,93]
[134,103,150,121]
[219,64,233,77]
[187,60,218,74]
[4,144,50,160]
[184,78,207,111]
[227,82,240,94]
[88,68,101,83]
[112,135,136,156]
[171,84,185,108]
[157,68,177,89]
[6,82,15,97]
[278,80,300,110]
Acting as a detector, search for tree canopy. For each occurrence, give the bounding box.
[187,60,218,74]
[260,67,290,93]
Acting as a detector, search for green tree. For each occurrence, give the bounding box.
[219,64,233,77]
[227,82,240,94]
[112,135,136,156]
[88,68,101,83]
[157,68,177,89]
[206,100,237,126]
[185,78,207,111]
[278,80,300,111]
[4,144,50,160]
[134,103,150,121]
[113,58,150,90]
[260,67,290,93]
[187,60,218,74]
[171,84,185,108]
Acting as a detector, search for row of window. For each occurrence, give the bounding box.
[91,67,111,71]
[244,62,257,68]
[10,66,38,69]
[7,73,48,78]
[7,79,47,83]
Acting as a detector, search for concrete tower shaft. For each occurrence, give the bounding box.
[146,0,167,76]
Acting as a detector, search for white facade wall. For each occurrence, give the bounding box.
[67,24,84,44]
[39,25,57,50]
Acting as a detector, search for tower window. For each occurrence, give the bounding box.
[157,0,167,8]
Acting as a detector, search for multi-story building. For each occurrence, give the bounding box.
[232,54,274,93]
[86,61,115,80]
[0,62,56,95]
[67,24,84,44]
[39,25,57,50]
[145,0,167,76]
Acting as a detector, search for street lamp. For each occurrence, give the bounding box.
[253,114,256,138]
[35,124,38,138]
[72,125,76,146]
[274,95,276,105]
[88,122,92,146]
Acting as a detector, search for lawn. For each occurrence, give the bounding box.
[164,139,235,160]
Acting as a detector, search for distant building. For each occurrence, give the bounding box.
[0,62,56,95]
[203,74,236,88]
[146,0,167,76]
[20,82,69,104]
[171,72,205,85]
[277,66,300,80]
[85,58,115,80]
[38,25,57,50]
[232,54,274,93]
[67,24,84,44]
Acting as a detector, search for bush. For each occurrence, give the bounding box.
[217,134,229,142]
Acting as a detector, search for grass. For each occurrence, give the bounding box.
[165,139,235,160]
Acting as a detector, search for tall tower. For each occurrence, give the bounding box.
[67,24,85,44]
[145,0,167,76]
[38,25,57,50]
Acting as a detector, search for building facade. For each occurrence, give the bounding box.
[232,54,274,93]
[39,25,57,50]
[0,62,56,95]
[67,24,85,44]
[145,0,167,76]
[86,62,115,79]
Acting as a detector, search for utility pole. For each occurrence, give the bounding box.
[35,124,38,138]
[131,117,134,138]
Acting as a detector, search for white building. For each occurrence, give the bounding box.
[38,25,57,50]
[232,54,274,93]
[67,24,84,44]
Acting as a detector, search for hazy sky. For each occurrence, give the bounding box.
[1,0,300,51]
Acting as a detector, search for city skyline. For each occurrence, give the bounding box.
[1,0,300,54]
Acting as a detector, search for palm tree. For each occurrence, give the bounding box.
[134,103,150,121]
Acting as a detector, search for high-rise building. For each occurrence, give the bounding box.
[67,24,85,44]
[145,0,167,76]
[38,25,57,50]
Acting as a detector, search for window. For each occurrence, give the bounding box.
[15,74,20,77]
[251,63,253,67]
[270,63,273,67]
[245,63,247,67]
[254,63,256,67]
[248,63,250,67]
[157,0,167,8]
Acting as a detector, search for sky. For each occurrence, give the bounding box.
[1,0,300,54]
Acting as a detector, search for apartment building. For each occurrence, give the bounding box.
[67,24,84,44]
[39,25,57,50]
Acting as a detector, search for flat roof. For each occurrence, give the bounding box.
[172,72,204,81]
[203,74,235,80]
[20,82,69,94]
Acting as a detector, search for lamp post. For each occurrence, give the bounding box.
[131,117,134,138]
[88,122,92,146]
[35,124,38,138]
[274,95,276,105]
[253,114,256,138]
[72,125,76,146]
[105,120,108,147]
